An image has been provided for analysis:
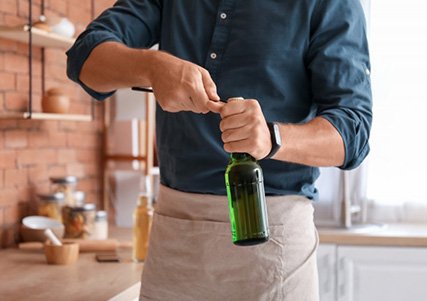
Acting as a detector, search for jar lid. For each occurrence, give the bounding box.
[37,192,65,202]
[73,191,85,205]
[50,176,77,184]
[72,203,96,212]
[95,210,108,220]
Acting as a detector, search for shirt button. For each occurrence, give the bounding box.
[220,12,227,20]
[210,52,217,59]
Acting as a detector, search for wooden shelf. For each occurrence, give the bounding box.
[0,25,75,49]
[0,112,92,121]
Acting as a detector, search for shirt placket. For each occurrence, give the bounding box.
[204,0,236,80]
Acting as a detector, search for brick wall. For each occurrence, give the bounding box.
[0,0,116,248]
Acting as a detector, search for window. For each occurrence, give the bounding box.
[368,0,427,206]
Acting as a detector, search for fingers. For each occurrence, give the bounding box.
[199,68,220,101]
[207,100,225,113]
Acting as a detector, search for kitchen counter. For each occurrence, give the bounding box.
[0,227,142,301]
[318,223,427,247]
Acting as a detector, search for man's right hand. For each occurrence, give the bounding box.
[146,51,220,114]
[80,42,219,114]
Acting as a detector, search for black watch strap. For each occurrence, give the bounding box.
[264,122,282,159]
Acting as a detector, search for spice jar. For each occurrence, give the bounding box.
[93,211,108,240]
[37,193,65,222]
[62,203,96,239]
[50,176,77,206]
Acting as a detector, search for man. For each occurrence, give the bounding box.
[67,0,372,300]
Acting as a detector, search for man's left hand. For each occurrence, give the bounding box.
[207,99,272,160]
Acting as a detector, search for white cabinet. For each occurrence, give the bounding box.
[317,244,337,301]
[318,245,427,301]
[337,246,427,301]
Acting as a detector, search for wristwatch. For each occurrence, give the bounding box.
[264,122,282,159]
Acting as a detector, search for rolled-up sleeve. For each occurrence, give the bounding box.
[66,0,161,100]
[307,0,373,170]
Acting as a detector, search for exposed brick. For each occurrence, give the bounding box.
[0,224,19,248]
[39,120,59,132]
[16,74,42,93]
[67,132,98,149]
[17,149,57,166]
[28,130,49,147]
[0,207,4,226]
[5,130,28,149]
[0,150,16,168]
[4,91,27,111]
[76,149,97,163]
[0,53,5,71]
[3,14,26,27]
[4,169,28,188]
[0,72,15,91]
[48,0,67,16]
[0,170,4,189]
[48,130,67,147]
[4,53,28,74]
[0,120,18,130]
[58,121,77,131]
[48,165,67,178]
[0,131,4,148]
[17,1,42,19]
[68,4,91,25]
[0,187,17,206]
[0,38,18,52]
[17,119,42,131]
[28,166,49,184]
[3,205,19,225]
[66,162,85,177]
[0,0,18,15]
[57,149,76,163]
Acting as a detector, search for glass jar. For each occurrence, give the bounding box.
[62,203,96,239]
[37,193,65,222]
[50,176,77,206]
[93,211,108,240]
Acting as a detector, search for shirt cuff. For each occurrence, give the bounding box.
[66,30,122,100]
[319,112,370,170]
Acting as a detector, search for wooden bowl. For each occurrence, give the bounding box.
[44,242,79,265]
[21,216,64,242]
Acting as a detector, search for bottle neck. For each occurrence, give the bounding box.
[137,194,152,207]
[230,153,255,162]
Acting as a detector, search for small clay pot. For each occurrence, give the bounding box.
[41,88,70,114]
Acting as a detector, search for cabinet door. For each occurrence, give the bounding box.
[337,246,427,301]
[317,244,337,301]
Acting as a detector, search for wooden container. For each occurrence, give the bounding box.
[44,242,79,265]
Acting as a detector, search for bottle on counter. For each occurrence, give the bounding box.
[224,97,270,246]
[133,176,154,262]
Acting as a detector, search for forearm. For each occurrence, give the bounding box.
[79,42,154,92]
[273,117,345,167]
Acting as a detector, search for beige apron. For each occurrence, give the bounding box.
[140,185,319,301]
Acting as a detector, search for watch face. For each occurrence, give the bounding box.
[273,123,282,146]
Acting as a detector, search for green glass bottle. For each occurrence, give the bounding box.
[225,152,270,246]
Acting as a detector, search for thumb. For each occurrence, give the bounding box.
[207,100,224,114]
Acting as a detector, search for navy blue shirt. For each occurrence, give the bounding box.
[67,0,372,199]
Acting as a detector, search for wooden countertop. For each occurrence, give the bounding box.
[318,223,427,247]
[0,227,142,301]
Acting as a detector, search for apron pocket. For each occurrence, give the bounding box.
[141,212,285,301]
